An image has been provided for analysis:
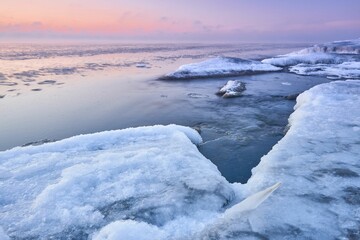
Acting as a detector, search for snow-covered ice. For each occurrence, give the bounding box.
[289,61,360,79]
[1,80,360,239]
[229,80,360,239]
[262,52,348,67]
[164,57,282,79]
[262,39,360,66]
[297,39,360,55]
[217,80,246,98]
[262,39,360,79]
[0,125,235,239]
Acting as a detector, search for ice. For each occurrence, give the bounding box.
[297,39,360,55]
[217,80,246,98]
[0,125,234,239]
[289,61,360,79]
[93,220,164,240]
[261,52,347,67]
[135,63,150,68]
[0,227,10,240]
[164,57,282,79]
[262,39,360,79]
[262,39,360,67]
[2,80,360,239]
[205,80,360,239]
[94,183,280,240]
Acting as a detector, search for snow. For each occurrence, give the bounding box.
[0,227,10,240]
[262,39,360,79]
[261,52,348,67]
[297,39,360,55]
[217,80,246,98]
[165,57,282,79]
[289,61,360,79]
[0,125,234,239]
[93,220,164,240]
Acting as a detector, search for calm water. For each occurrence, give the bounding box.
[0,42,330,183]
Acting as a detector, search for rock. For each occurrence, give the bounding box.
[217,80,246,98]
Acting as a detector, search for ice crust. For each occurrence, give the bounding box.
[165,57,282,79]
[1,81,360,239]
[262,39,360,79]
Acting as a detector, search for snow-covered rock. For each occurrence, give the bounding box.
[164,57,282,79]
[217,80,246,98]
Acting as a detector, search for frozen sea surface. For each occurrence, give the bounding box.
[262,39,360,79]
[0,125,234,239]
[1,80,359,239]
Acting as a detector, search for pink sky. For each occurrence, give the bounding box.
[1,0,359,42]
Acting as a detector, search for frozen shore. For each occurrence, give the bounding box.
[1,80,360,239]
[262,39,360,79]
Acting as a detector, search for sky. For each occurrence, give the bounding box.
[0,0,359,43]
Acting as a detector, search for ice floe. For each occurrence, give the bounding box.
[217,80,246,98]
[262,39,360,79]
[164,57,282,79]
